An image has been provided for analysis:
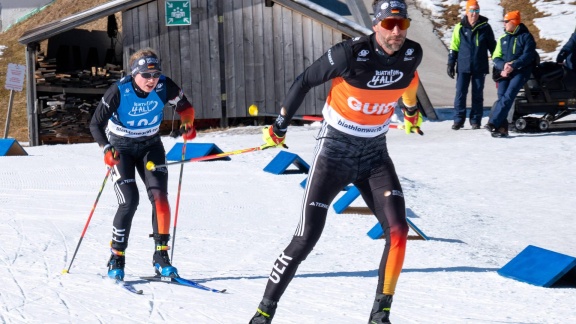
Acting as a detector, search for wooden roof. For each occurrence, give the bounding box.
[19,0,153,45]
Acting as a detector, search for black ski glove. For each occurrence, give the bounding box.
[447,64,456,79]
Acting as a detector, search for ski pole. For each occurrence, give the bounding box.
[62,168,112,274]
[246,104,420,134]
[146,144,277,171]
[251,111,323,122]
[248,104,322,122]
[170,140,186,261]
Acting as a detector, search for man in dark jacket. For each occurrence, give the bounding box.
[447,0,496,130]
[487,10,538,137]
[556,29,576,71]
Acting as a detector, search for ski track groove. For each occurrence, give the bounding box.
[50,220,75,318]
[1,220,27,317]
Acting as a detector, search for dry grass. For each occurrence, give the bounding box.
[0,0,116,142]
[501,0,559,52]
[435,0,560,53]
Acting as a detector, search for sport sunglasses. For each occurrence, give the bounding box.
[469,9,480,13]
[379,18,411,30]
[140,71,162,79]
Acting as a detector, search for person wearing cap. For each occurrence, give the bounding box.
[556,30,576,71]
[488,10,538,137]
[249,0,422,323]
[89,48,196,281]
[447,0,496,130]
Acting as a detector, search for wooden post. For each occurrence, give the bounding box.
[3,90,14,138]
[25,43,40,146]
[344,0,372,28]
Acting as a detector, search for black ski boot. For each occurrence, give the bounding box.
[152,234,178,277]
[107,248,125,280]
[368,293,393,324]
[249,297,277,324]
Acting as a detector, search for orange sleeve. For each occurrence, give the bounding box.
[178,107,195,125]
[401,71,419,107]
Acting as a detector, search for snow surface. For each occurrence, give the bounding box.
[1,119,575,323]
[1,1,576,323]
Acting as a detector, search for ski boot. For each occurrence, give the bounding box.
[107,248,125,280]
[249,297,277,324]
[152,234,178,277]
[368,293,393,324]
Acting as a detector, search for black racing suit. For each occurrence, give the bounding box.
[89,75,193,251]
[262,33,423,301]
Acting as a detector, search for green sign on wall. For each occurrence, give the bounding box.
[165,0,191,26]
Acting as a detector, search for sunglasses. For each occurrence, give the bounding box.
[140,71,161,79]
[379,18,411,30]
[503,20,510,23]
[468,9,480,13]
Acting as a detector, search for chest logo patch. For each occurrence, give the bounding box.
[367,70,403,88]
[129,101,159,117]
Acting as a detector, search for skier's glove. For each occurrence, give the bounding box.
[178,107,196,140]
[180,123,197,141]
[261,125,287,149]
[103,144,120,166]
[403,107,423,135]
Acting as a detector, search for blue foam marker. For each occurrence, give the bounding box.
[165,143,230,162]
[0,139,28,156]
[263,150,310,175]
[333,186,361,213]
[498,245,576,287]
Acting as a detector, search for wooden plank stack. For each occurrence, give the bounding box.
[36,52,125,144]
[39,94,100,144]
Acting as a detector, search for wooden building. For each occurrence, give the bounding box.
[18,0,371,146]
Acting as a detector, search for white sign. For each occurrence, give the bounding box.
[5,63,26,92]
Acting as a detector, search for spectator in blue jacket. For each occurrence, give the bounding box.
[447,0,496,130]
[556,30,576,71]
[487,10,538,138]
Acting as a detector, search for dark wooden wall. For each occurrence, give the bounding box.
[122,0,345,122]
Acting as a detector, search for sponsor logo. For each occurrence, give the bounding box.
[101,97,110,108]
[392,189,403,197]
[112,124,157,135]
[139,57,160,66]
[337,119,384,134]
[112,226,126,243]
[357,49,370,62]
[405,48,414,56]
[367,70,403,88]
[128,101,159,117]
[347,96,397,115]
[309,201,329,209]
[269,252,293,283]
[327,49,335,65]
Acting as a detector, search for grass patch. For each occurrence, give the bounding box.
[0,0,114,142]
